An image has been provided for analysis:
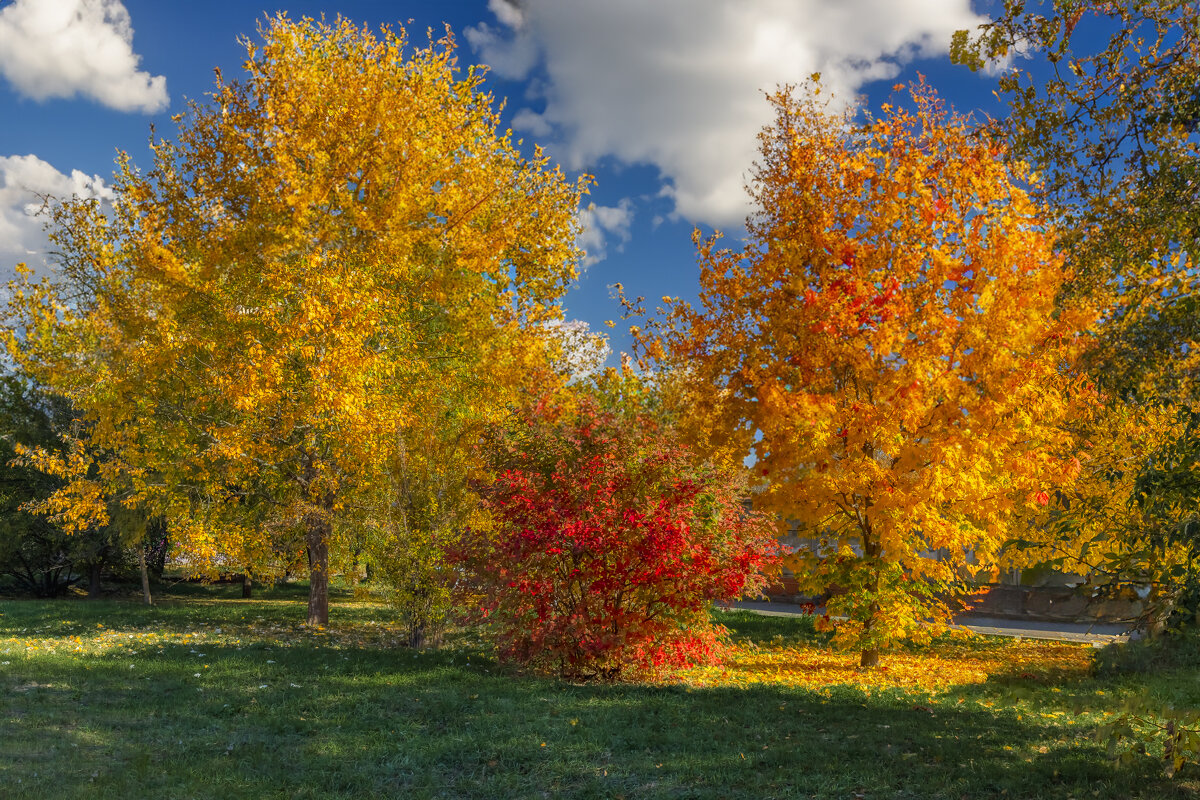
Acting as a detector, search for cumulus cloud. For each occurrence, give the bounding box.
[0,0,168,113]
[467,0,538,79]
[577,199,634,268]
[0,154,113,272]
[466,0,985,228]
[542,318,612,379]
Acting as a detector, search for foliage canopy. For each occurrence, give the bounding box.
[649,82,1093,664]
[2,15,586,624]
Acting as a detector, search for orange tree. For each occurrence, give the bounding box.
[649,82,1095,666]
[1,16,585,625]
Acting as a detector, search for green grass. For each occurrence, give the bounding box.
[0,583,1196,799]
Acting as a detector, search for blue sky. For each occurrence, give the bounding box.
[0,0,1012,361]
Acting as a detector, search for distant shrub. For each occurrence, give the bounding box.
[1093,627,1200,676]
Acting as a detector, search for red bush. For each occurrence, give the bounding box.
[456,399,779,680]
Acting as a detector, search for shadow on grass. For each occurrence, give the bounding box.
[2,632,1195,800]
[156,577,319,599]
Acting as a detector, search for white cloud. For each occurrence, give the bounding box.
[542,318,612,379]
[0,0,168,113]
[486,0,525,29]
[577,199,633,268]
[467,0,985,228]
[0,154,113,271]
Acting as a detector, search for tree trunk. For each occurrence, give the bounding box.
[408,618,426,649]
[305,508,331,626]
[138,547,153,605]
[1145,535,1172,637]
[242,573,253,599]
[87,562,102,599]
[859,536,882,669]
[860,596,882,669]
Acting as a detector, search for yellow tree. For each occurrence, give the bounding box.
[653,82,1094,665]
[1006,400,1193,630]
[2,16,585,625]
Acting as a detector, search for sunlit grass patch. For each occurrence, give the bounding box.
[0,607,436,666]
[672,609,1094,693]
[676,634,1092,692]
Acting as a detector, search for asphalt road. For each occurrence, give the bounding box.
[726,600,1136,645]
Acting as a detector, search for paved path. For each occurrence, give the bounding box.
[726,600,1136,645]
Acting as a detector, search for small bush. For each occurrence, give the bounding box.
[456,395,779,680]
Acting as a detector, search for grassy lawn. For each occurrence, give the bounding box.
[1,583,1197,799]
